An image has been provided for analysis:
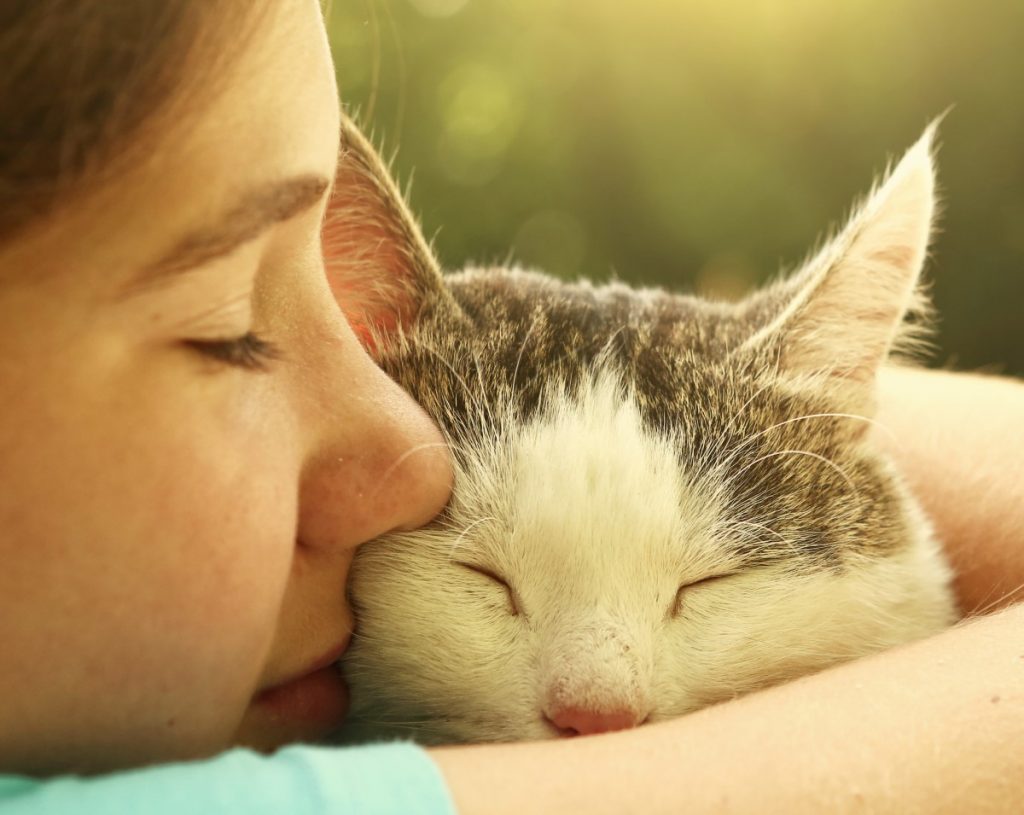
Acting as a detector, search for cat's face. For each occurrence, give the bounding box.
[332,119,955,744]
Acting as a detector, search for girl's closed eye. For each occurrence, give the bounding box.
[171,266,280,372]
[186,331,281,372]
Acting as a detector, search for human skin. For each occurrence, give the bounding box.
[0,0,452,775]
[874,367,1024,615]
[433,367,1024,814]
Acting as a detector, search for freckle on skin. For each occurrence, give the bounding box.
[991,695,1001,704]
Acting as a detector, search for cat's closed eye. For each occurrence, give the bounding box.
[666,572,735,620]
[456,562,522,616]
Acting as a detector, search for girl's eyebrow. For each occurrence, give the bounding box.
[120,173,331,297]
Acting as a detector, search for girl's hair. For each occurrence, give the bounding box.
[0,2,262,242]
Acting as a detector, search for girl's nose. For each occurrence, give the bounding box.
[296,320,452,552]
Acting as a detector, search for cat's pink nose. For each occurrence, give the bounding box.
[545,706,643,736]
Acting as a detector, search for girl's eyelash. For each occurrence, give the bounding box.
[186,332,281,372]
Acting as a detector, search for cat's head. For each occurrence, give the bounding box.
[330,117,955,744]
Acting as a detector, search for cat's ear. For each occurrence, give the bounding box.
[322,114,445,351]
[738,124,939,412]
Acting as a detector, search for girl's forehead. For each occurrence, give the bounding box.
[0,0,340,294]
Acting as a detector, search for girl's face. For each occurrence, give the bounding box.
[0,0,451,773]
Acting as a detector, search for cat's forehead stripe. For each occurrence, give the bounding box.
[382,267,912,568]
[510,371,713,568]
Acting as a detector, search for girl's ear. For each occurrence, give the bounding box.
[737,122,939,414]
[322,114,445,350]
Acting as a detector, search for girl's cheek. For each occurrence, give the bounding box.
[104,427,301,755]
[157,406,299,649]
[90,353,303,735]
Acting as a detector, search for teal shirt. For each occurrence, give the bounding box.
[0,742,456,814]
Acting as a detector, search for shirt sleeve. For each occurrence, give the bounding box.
[0,741,457,815]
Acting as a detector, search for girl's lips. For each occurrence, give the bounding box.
[301,641,350,679]
[253,663,349,729]
[252,640,351,729]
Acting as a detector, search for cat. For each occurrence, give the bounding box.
[324,115,958,745]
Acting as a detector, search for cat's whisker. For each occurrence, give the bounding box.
[446,516,500,559]
[730,448,862,505]
[744,412,894,450]
[371,441,452,494]
[720,519,804,561]
[959,578,1024,619]
[342,716,438,730]
[707,377,778,465]
[954,578,1003,622]
[725,519,789,546]
[716,411,897,476]
[723,377,776,433]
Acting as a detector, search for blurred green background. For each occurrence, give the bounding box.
[327,0,1023,376]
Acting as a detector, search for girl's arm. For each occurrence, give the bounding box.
[433,367,1024,814]
[435,602,1024,815]
[874,366,1024,614]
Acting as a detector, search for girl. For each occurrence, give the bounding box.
[1,1,1021,812]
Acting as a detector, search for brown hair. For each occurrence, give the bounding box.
[0,2,263,242]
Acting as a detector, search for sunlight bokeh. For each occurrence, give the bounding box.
[329,0,1024,375]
